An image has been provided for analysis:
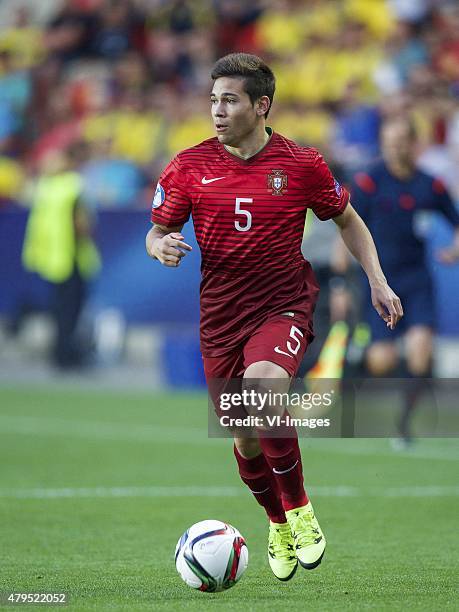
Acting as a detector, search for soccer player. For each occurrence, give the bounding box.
[146,53,402,581]
[348,118,459,443]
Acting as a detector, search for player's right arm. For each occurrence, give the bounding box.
[146,224,192,267]
[147,155,193,267]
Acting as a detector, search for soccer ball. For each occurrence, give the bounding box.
[174,519,248,592]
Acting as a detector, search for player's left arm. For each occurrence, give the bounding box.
[432,180,459,264]
[333,203,403,330]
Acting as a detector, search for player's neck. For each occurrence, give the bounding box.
[225,124,271,160]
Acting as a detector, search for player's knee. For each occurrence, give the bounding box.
[366,343,398,376]
[242,362,290,420]
[234,437,261,459]
[244,360,290,380]
[406,348,432,375]
[405,327,433,375]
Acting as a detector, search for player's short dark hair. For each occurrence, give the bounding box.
[211,53,276,118]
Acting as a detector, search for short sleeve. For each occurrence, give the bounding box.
[307,151,349,221]
[430,177,459,227]
[349,172,376,223]
[151,156,192,227]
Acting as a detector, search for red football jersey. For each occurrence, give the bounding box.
[151,130,349,357]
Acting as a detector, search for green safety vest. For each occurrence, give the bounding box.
[22,171,100,283]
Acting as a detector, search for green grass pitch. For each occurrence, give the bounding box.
[0,385,458,610]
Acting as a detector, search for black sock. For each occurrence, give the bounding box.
[399,371,432,440]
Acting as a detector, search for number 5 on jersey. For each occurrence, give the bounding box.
[235,198,252,232]
[274,325,304,359]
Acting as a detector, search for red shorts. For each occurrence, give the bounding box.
[203,314,311,382]
[204,314,311,426]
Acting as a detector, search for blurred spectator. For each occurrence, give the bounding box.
[387,0,430,24]
[431,2,459,88]
[384,21,429,85]
[0,100,19,151]
[408,65,452,150]
[30,81,84,167]
[0,6,45,69]
[166,115,211,156]
[169,0,195,34]
[332,81,381,173]
[80,138,148,208]
[0,50,31,116]
[92,0,145,60]
[111,52,150,102]
[272,105,334,149]
[214,0,264,56]
[0,50,32,154]
[45,0,100,62]
[82,89,162,165]
[0,155,25,205]
[22,147,100,369]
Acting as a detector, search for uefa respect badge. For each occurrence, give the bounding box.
[152,182,165,209]
[334,179,342,197]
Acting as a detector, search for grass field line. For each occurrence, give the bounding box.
[1,484,459,499]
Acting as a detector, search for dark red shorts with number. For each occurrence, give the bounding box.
[203,314,312,381]
[204,314,312,423]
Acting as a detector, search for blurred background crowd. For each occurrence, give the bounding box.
[1,0,459,386]
[0,0,458,208]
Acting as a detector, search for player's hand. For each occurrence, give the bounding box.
[153,232,192,267]
[370,282,403,330]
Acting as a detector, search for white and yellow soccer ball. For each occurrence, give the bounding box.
[174,520,248,592]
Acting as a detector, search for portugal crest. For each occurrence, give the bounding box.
[268,169,288,195]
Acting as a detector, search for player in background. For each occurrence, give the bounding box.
[336,118,459,445]
[146,53,402,581]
